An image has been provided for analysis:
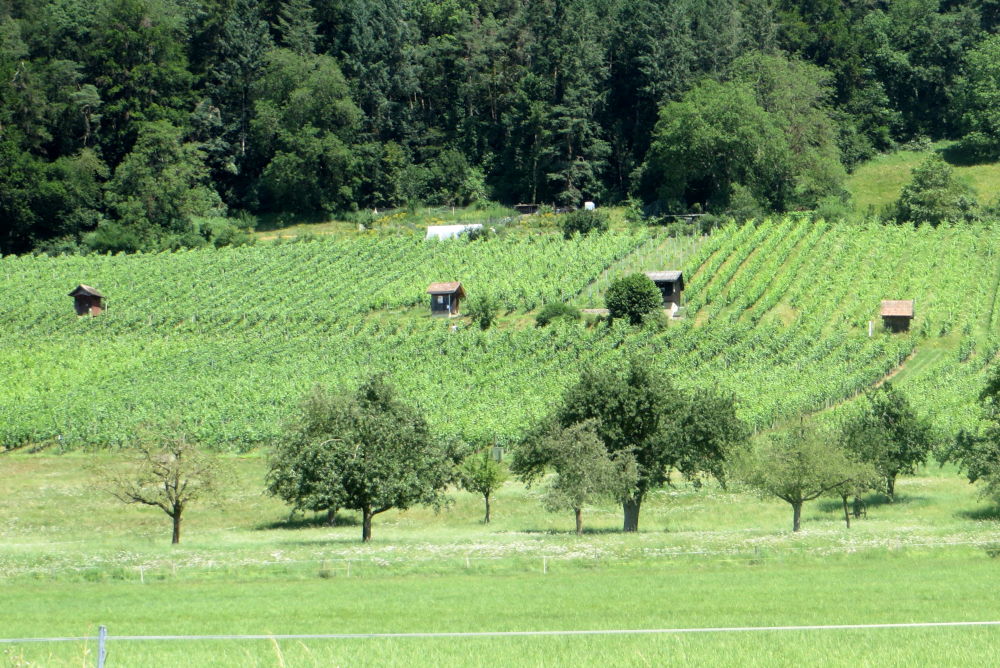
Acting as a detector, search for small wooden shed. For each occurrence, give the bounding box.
[69,284,105,316]
[427,282,465,316]
[644,271,684,308]
[514,203,539,215]
[880,300,914,332]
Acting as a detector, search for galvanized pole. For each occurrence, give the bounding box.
[97,625,107,668]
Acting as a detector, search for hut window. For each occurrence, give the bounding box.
[437,295,444,304]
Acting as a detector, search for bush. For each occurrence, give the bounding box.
[605,273,662,325]
[466,293,500,330]
[535,302,581,327]
[559,209,610,239]
[894,154,979,225]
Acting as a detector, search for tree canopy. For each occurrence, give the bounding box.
[266,377,459,542]
[0,0,995,254]
[550,357,745,531]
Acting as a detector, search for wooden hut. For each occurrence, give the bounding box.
[69,284,105,316]
[514,203,539,215]
[427,282,465,316]
[880,300,914,332]
[644,271,684,309]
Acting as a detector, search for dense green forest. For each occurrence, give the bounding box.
[3,0,1000,255]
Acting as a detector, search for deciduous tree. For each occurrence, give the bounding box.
[457,448,508,524]
[267,377,459,542]
[553,357,744,531]
[100,430,225,544]
[840,383,934,500]
[737,423,856,532]
[513,420,636,535]
[605,273,661,326]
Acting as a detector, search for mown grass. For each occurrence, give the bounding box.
[4,553,1000,666]
[3,455,1000,665]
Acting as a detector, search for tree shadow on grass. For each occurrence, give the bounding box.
[938,142,992,167]
[515,527,630,536]
[815,493,925,514]
[957,505,1000,521]
[256,512,360,531]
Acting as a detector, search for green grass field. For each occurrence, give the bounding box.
[2,456,1000,665]
[845,141,1000,212]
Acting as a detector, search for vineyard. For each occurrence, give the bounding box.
[2,219,1000,451]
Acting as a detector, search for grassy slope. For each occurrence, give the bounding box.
[845,141,1000,212]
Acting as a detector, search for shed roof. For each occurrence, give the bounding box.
[68,284,103,298]
[880,300,914,317]
[427,282,464,296]
[644,271,683,283]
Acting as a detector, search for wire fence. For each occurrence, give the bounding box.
[5,620,1000,668]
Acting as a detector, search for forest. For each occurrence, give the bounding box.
[3,0,1000,255]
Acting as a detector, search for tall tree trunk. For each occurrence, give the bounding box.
[792,501,803,532]
[171,512,181,544]
[362,505,373,542]
[326,507,337,526]
[484,493,491,524]
[886,475,896,502]
[575,507,583,535]
[622,497,641,532]
[841,494,851,529]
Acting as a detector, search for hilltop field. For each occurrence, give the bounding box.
[6,212,1000,664]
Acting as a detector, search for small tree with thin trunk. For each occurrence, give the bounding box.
[513,420,636,534]
[840,383,933,501]
[826,458,879,528]
[737,423,855,532]
[102,431,224,544]
[457,449,508,523]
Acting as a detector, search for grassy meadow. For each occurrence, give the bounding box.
[845,141,1000,212]
[3,455,1000,665]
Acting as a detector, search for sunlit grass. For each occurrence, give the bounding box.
[846,141,1000,212]
[3,455,1000,664]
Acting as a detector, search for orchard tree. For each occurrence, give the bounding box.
[554,357,745,531]
[457,449,508,524]
[605,273,662,326]
[513,420,636,534]
[737,423,857,532]
[943,367,1000,502]
[101,430,226,544]
[267,377,460,542]
[265,387,348,525]
[840,383,934,501]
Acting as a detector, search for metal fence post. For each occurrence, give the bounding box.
[97,625,107,668]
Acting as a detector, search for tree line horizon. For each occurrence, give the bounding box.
[6,0,1000,255]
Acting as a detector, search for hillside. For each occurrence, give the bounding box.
[846,143,1000,212]
[2,219,999,450]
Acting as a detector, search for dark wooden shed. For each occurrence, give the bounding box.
[644,271,685,308]
[881,300,914,332]
[427,282,465,316]
[514,203,539,215]
[69,284,105,316]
